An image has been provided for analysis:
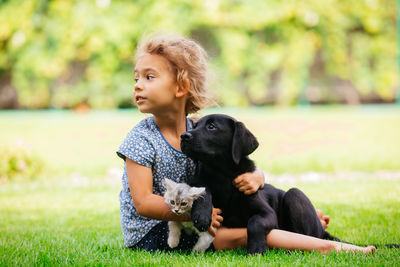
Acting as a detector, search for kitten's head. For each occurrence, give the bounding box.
[162,179,205,215]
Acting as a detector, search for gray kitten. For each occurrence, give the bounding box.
[163,179,214,253]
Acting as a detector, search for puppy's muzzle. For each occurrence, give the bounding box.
[181,132,193,154]
[181,132,193,144]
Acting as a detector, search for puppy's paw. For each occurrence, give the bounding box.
[167,235,179,248]
[247,241,267,255]
[192,213,211,232]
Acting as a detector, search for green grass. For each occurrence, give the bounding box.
[1,176,399,266]
[1,106,400,176]
[1,106,400,266]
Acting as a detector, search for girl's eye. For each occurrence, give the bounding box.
[207,123,216,130]
[170,200,175,205]
[147,75,154,80]
[134,78,138,83]
[181,202,187,206]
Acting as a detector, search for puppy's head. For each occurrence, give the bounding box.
[181,114,258,164]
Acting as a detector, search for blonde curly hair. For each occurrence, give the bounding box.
[136,34,213,114]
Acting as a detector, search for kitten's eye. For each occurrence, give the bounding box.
[207,123,216,130]
[181,202,187,206]
[170,200,175,205]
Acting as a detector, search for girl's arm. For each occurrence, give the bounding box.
[126,158,189,221]
[232,167,265,195]
[127,158,224,235]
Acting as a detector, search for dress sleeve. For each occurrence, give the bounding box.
[116,130,154,168]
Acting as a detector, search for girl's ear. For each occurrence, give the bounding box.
[176,77,190,98]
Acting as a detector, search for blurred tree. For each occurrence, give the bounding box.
[0,0,397,109]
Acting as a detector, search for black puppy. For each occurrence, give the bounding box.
[181,114,341,254]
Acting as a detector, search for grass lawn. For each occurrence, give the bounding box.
[1,106,400,176]
[1,175,399,266]
[1,106,400,265]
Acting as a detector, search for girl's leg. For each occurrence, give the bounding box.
[213,228,376,254]
[265,229,375,254]
[213,227,247,250]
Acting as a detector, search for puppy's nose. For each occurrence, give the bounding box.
[181,132,193,142]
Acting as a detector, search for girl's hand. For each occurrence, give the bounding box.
[232,167,265,195]
[208,208,223,237]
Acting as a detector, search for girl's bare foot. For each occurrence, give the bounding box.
[332,242,376,254]
[316,209,330,229]
[364,246,377,254]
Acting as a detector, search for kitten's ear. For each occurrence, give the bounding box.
[189,187,206,199]
[162,179,176,191]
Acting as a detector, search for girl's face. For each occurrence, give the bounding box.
[133,53,179,115]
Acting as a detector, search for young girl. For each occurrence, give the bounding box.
[116,35,375,254]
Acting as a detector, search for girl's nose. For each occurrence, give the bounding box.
[134,81,142,91]
[134,78,144,91]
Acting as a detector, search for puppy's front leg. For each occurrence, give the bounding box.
[191,188,213,232]
[247,193,278,254]
[247,212,278,254]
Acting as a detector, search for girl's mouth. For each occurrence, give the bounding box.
[135,96,146,104]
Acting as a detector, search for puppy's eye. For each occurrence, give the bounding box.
[207,123,216,130]
[181,202,187,206]
[170,200,175,205]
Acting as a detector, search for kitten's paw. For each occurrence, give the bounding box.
[168,236,179,248]
[193,232,214,253]
[192,245,206,253]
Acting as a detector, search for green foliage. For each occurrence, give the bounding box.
[0,146,44,183]
[0,0,398,108]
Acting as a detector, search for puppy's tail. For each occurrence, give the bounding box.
[323,231,400,249]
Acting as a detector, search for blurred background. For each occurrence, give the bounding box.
[0,0,398,109]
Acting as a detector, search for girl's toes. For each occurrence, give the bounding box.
[364,246,376,254]
[323,215,330,228]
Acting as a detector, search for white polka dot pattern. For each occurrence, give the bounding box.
[116,116,196,247]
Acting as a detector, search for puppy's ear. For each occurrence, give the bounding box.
[232,121,259,165]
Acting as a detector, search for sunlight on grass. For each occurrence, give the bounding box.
[1,106,399,178]
[1,175,399,266]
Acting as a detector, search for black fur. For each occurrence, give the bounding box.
[181,114,342,254]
